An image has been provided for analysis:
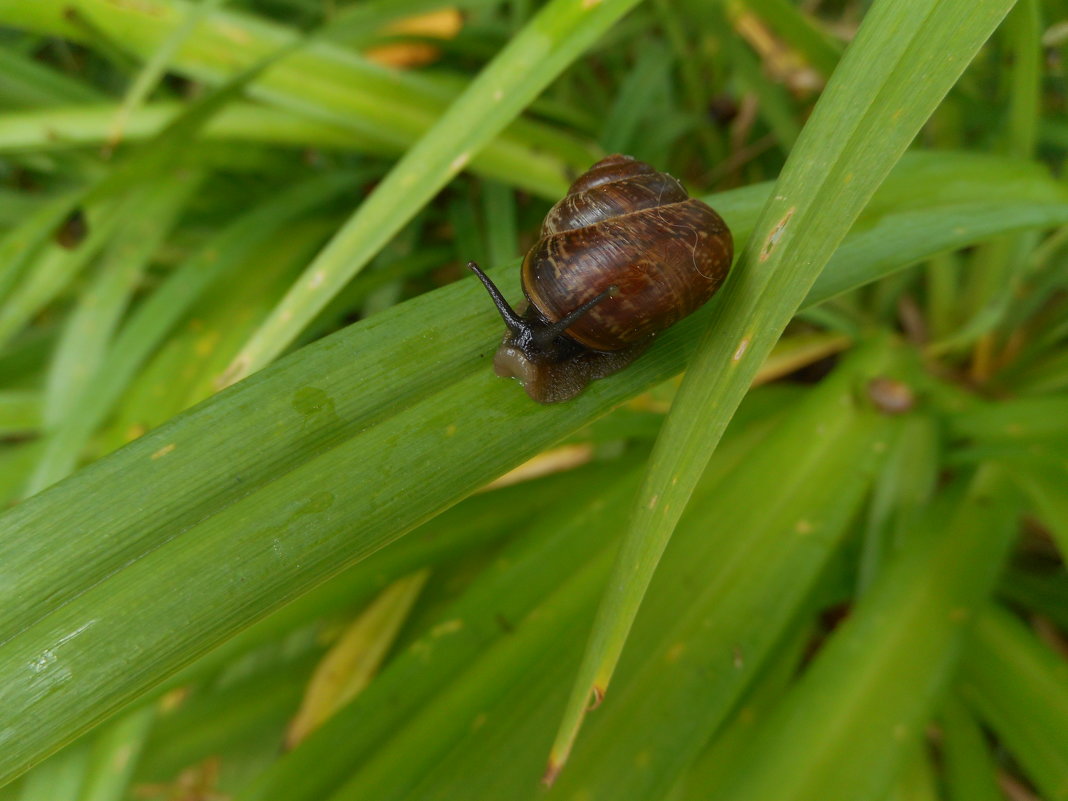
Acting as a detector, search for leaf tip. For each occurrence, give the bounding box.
[216,355,250,390]
[542,757,564,787]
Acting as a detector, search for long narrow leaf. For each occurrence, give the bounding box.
[546,0,1018,776]
[0,0,594,200]
[702,466,1019,801]
[960,604,1068,801]
[220,0,643,383]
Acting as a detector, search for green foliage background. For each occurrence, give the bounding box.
[0,0,1067,799]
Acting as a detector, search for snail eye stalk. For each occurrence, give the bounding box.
[469,261,615,346]
[535,284,617,346]
[468,262,525,333]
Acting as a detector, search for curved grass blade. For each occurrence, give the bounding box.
[960,604,1068,801]
[546,0,1019,778]
[25,171,365,493]
[40,171,201,428]
[702,467,1018,801]
[939,693,1004,801]
[0,102,388,156]
[543,338,901,801]
[105,0,231,150]
[0,0,594,200]
[240,458,647,801]
[219,0,644,384]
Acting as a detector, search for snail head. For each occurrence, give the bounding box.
[467,261,616,363]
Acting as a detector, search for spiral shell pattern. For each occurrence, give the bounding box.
[521,155,733,352]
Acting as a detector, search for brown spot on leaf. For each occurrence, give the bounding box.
[760,208,794,261]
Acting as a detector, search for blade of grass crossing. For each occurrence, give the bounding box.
[0,197,125,352]
[329,550,619,801]
[106,0,231,149]
[546,338,901,801]
[94,218,337,448]
[1,37,290,358]
[960,604,1068,801]
[40,171,201,429]
[164,458,605,698]
[939,693,1004,801]
[704,466,1019,801]
[24,171,364,493]
[0,0,595,200]
[0,188,95,307]
[237,460,647,801]
[220,0,644,384]
[284,570,429,749]
[546,0,1018,777]
[77,705,156,801]
[15,744,90,801]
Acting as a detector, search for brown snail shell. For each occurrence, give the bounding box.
[470,154,733,403]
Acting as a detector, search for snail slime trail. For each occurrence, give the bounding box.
[470,154,733,404]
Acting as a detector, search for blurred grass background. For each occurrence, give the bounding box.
[0,1,1067,800]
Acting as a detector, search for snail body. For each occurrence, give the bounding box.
[470,154,733,403]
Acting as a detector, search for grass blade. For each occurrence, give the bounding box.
[960,604,1068,801]
[284,571,429,749]
[546,0,1018,777]
[219,0,644,384]
[105,0,230,150]
[239,459,647,801]
[0,0,595,199]
[700,466,1019,801]
[939,693,1004,801]
[39,171,200,429]
[546,338,901,800]
[24,171,363,492]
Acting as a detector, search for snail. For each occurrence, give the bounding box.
[469,154,733,403]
